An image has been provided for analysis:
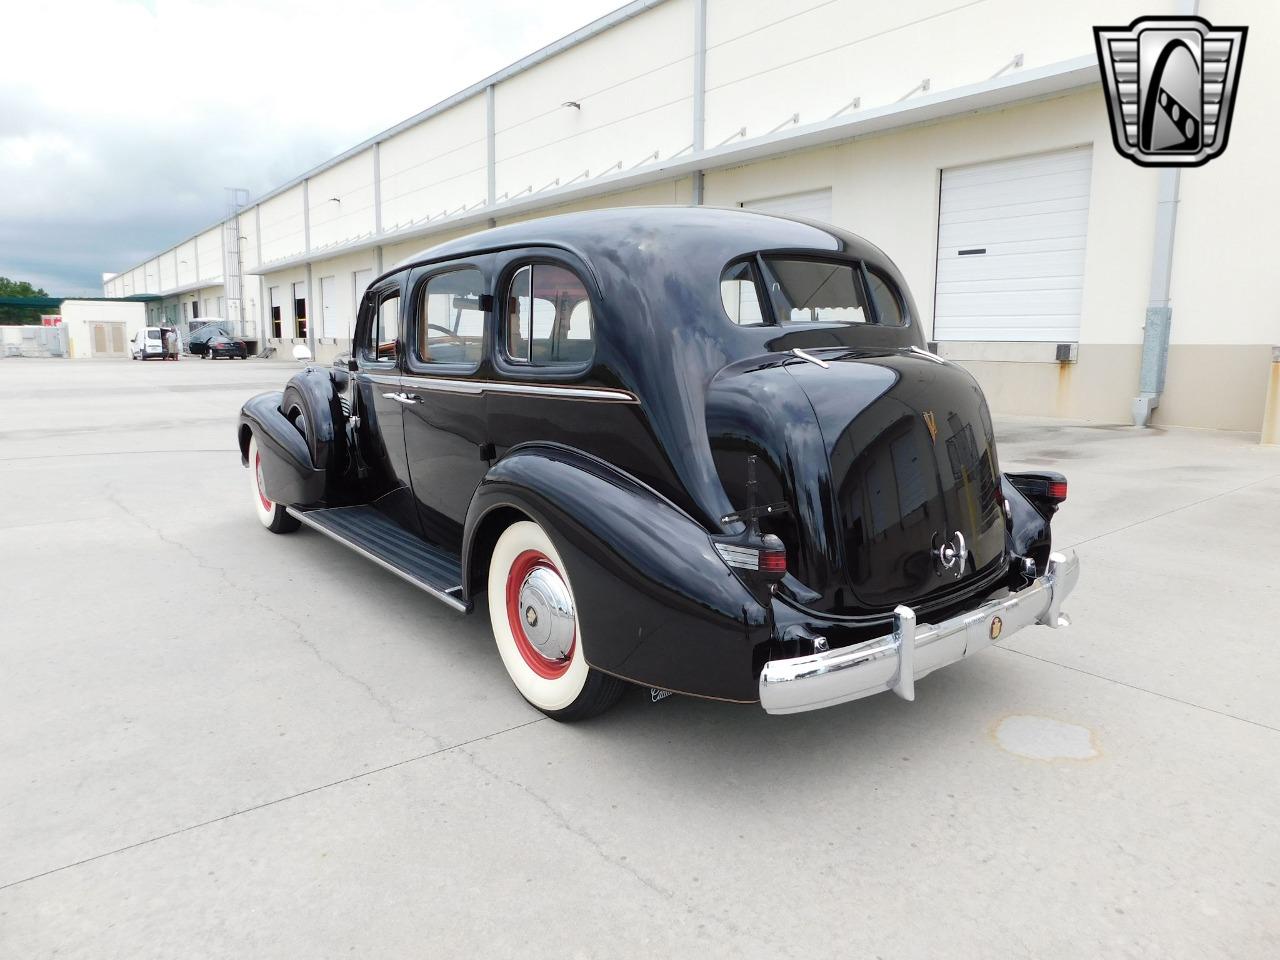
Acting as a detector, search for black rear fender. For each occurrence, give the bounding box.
[462,444,770,702]
[239,391,325,507]
[1001,472,1060,573]
[280,365,349,475]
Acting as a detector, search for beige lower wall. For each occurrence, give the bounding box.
[1158,345,1275,434]
[263,336,350,365]
[952,345,1139,424]
[951,344,1274,433]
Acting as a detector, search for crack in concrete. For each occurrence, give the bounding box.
[0,717,547,893]
[455,744,796,957]
[102,484,440,748]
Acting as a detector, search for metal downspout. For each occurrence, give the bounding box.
[1132,168,1180,427]
[691,0,706,205]
[1133,0,1196,428]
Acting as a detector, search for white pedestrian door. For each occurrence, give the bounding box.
[351,269,374,341]
[320,275,337,338]
[742,188,832,224]
[934,147,1092,342]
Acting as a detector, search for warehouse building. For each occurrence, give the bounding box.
[103,0,1279,436]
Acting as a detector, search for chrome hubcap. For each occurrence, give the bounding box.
[517,566,575,662]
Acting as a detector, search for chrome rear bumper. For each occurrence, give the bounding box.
[759,551,1080,714]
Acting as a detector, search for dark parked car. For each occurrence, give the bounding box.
[238,207,1078,720]
[188,323,233,356]
[205,335,248,359]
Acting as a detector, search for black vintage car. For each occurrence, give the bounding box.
[239,207,1078,720]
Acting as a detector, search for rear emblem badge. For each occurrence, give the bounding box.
[935,530,968,577]
[990,616,1003,640]
[922,410,938,442]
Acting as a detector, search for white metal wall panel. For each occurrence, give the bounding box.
[934,147,1092,342]
[742,188,832,223]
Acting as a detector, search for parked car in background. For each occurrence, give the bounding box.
[130,327,165,360]
[205,336,248,360]
[237,207,1079,721]
[187,321,233,356]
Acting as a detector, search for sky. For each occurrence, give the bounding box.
[0,0,625,296]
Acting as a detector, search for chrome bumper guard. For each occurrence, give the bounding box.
[759,551,1080,715]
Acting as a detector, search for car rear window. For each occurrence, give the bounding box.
[146,328,161,339]
[764,258,869,324]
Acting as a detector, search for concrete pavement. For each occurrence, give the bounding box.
[1,357,1277,958]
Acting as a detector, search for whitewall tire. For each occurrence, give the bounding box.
[247,434,300,534]
[487,520,626,720]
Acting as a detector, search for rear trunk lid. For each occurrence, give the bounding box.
[783,347,1006,613]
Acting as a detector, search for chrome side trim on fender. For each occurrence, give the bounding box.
[759,550,1080,714]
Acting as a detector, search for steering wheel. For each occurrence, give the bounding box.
[426,323,464,344]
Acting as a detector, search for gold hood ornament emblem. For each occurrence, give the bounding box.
[922,410,938,442]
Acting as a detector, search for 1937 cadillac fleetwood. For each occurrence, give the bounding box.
[239,207,1078,720]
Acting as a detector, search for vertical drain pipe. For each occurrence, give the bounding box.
[1133,166,1180,427]
[1133,0,1197,428]
[691,0,707,205]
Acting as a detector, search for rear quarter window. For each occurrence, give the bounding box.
[865,269,907,327]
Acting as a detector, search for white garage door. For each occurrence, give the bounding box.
[934,148,1092,342]
[742,188,832,224]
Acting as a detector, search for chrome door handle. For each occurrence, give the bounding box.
[382,392,421,405]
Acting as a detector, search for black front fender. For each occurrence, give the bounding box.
[463,444,770,702]
[239,391,325,507]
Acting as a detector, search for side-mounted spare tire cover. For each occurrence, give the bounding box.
[281,365,350,479]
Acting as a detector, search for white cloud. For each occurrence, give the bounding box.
[0,0,625,292]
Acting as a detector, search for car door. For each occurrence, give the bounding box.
[351,273,422,535]
[400,258,494,552]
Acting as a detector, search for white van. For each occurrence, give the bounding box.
[131,327,166,360]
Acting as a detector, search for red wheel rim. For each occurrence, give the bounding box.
[254,451,272,511]
[505,549,575,679]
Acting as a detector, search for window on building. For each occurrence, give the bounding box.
[504,263,593,366]
[269,286,282,339]
[191,300,200,319]
[418,269,485,366]
[292,281,307,339]
[720,261,765,326]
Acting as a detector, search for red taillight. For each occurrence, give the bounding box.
[1047,480,1068,501]
[758,548,787,573]
[713,535,787,579]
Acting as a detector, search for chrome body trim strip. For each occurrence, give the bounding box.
[286,507,469,612]
[399,374,639,403]
[790,347,830,369]
[759,550,1080,714]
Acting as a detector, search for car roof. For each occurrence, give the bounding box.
[390,206,894,279]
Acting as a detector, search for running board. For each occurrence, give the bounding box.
[287,505,470,612]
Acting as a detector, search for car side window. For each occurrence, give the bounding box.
[504,263,594,366]
[418,268,486,366]
[720,261,766,326]
[865,269,907,327]
[360,289,400,363]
